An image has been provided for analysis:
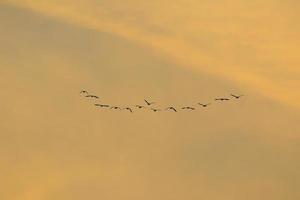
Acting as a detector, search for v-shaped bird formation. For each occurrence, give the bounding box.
[80,90,244,113]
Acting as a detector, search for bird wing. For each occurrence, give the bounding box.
[144,99,150,104]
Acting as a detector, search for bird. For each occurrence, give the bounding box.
[80,90,88,94]
[151,108,161,112]
[231,94,244,99]
[182,106,195,110]
[94,104,109,108]
[215,98,230,101]
[144,99,155,106]
[85,95,99,99]
[165,107,177,112]
[110,106,121,110]
[135,105,145,109]
[198,103,210,107]
[124,107,133,113]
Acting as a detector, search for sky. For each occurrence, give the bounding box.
[0,1,299,200]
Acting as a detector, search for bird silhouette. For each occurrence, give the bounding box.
[135,105,145,109]
[182,106,195,110]
[86,95,99,99]
[124,107,133,113]
[215,98,230,101]
[94,104,109,108]
[80,90,88,94]
[198,103,211,107]
[151,108,161,112]
[79,90,244,114]
[231,94,244,99]
[144,99,155,106]
[110,106,121,110]
[165,107,177,112]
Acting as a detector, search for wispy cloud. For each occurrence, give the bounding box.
[1,3,300,200]
[3,0,300,108]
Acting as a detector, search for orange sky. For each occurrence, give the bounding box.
[1,1,300,200]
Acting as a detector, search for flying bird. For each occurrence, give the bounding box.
[231,94,244,99]
[215,98,230,101]
[94,104,109,108]
[110,106,121,110]
[80,90,88,94]
[198,103,210,107]
[135,105,145,109]
[86,95,99,99]
[151,108,161,112]
[182,106,195,110]
[165,107,177,112]
[144,99,155,106]
[124,107,133,113]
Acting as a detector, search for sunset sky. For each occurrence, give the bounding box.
[1,1,299,200]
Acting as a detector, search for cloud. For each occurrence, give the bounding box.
[1,3,300,200]
[2,0,300,108]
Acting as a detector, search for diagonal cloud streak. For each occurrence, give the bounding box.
[3,0,300,108]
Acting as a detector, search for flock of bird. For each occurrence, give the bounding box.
[80,90,244,113]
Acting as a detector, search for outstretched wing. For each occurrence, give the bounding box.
[144,99,150,105]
